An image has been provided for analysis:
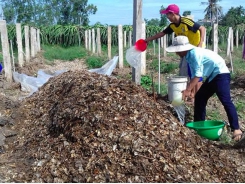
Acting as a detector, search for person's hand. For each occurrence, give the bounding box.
[182,89,192,101]
[197,43,202,47]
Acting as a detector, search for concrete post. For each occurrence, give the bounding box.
[92,28,96,53]
[0,20,12,82]
[118,24,123,68]
[16,23,24,67]
[107,26,112,60]
[97,28,101,55]
[24,25,30,63]
[212,23,218,53]
[132,0,142,85]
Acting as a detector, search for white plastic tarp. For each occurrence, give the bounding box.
[88,56,118,75]
[13,56,119,96]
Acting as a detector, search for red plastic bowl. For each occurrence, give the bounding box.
[135,39,147,52]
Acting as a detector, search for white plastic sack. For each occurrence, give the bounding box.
[126,46,141,68]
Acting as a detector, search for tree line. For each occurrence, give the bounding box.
[0,0,244,29]
[0,0,97,26]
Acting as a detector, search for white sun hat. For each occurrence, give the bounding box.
[166,36,196,52]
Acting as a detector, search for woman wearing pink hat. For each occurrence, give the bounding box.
[145,4,206,104]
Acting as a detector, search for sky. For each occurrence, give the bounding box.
[88,0,244,25]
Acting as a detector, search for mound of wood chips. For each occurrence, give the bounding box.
[15,70,245,182]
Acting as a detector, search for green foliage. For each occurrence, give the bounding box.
[163,62,179,73]
[155,82,168,95]
[234,99,245,121]
[201,0,223,24]
[219,6,245,27]
[224,45,245,78]
[182,11,191,16]
[85,56,105,69]
[141,75,152,90]
[42,45,87,61]
[201,3,245,28]
[140,75,167,94]
[6,24,17,43]
[1,0,97,26]
[150,59,178,74]
[56,0,97,25]
[2,4,15,24]
[219,128,233,144]
[6,23,245,49]
[145,25,164,40]
[204,26,244,46]
[144,18,161,26]
[159,5,168,27]
[235,101,245,112]
[206,107,221,120]
[40,25,82,46]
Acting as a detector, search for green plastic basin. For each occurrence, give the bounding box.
[185,120,225,140]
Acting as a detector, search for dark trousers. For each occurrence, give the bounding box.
[194,73,239,130]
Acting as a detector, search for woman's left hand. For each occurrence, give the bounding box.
[182,89,192,101]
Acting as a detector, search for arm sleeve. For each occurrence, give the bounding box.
[162,25,174,34]
[189,22,201,32]
[188,50,203,78]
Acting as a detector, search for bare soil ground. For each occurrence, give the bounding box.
[0,53,244,182]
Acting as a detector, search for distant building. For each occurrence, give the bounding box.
[197,19,212,26]
[184,15,213,26]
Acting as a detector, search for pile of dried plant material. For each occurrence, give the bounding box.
[15,70,245,183]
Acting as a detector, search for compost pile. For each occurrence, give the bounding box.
[15,70,245,183]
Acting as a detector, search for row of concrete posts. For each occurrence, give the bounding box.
[0,20,41,82]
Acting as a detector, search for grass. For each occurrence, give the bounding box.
[219,127,233,144]
[206,108,222,120]
[149,59,179,74]
[140,75,152,90]
[235,100,245,120]
[85,56,107,69]
[154,82,168,95]
[218,44,245,77]
[42,45,87,61]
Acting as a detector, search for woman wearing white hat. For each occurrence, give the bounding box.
[166,35,243,141]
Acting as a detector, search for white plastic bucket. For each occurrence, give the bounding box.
[167,76,188,102]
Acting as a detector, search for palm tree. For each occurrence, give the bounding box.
[201,0,223,25]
